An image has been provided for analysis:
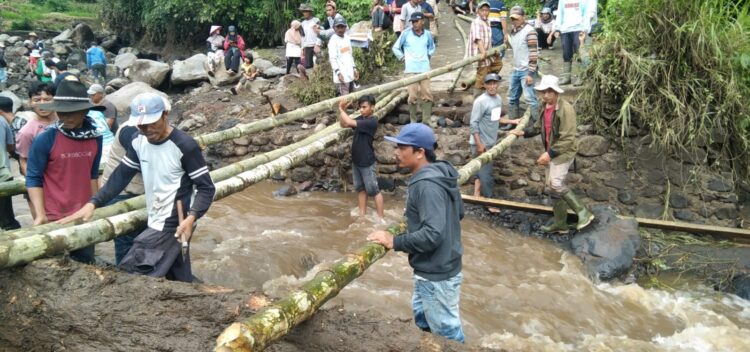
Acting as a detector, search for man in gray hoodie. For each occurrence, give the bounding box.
[368,123,465,343]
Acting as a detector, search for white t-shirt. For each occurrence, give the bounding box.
[328,34,356,83]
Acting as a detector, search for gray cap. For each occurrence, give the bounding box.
[483,73,501,83]
[333,16,347,27]
[87,84,105,95]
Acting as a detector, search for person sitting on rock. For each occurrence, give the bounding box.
[206,25,224,76]
[510,75,594,233]
[223,25,247,74]
[338,95,385,220]
[231,54,258,95]
[86,41,107,84]
[535,7,556,49]
[371,0,392,32]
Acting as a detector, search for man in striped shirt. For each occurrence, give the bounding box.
[506,5,539,125]
[468,2,502,98]
[61,93,215,282]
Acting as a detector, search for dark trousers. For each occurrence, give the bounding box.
[536,28,556,49]
[303,46,316,69]
[0,177,21,230]
[561,31,581,62]
[224,47,241,72]
[286,57,300,74]
[106,194,143,265]
[91,63,106,81]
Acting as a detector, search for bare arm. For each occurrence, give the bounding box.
[338,99,357,128]
[28,187,47,225]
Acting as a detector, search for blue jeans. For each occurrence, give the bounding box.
[412,272,465,343]
[107,194,143,265]
[508,69,539,112]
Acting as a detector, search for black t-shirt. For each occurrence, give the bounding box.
[351,116,378,167]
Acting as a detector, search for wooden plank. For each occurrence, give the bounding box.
[462,195,750,241]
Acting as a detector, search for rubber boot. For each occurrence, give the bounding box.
[409,104,419,123]
[572,61,584,87]
[541,199,570,234]
[559,62,572,85]
[508,104,520,119]
[562,191,595,230]
[422,101,435,127]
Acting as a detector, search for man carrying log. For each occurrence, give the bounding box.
[392,12,436,126]
[510,75,594,232]
[61,93,216,282]
[368,123,466,343]
[468,1,502,98]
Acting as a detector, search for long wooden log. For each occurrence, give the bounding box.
[0,48,502,198]
[1,91,402,241]
[214,226,401,352]
[0,92,407,269]
[448,19,469,93]
[457,110,531,185]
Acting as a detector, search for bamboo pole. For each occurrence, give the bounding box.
[1,91,402,241]
[456,14,474,23]
[0,92,407,269]
[0,48,502,198]
[448,19,469,94]
[459,75,476,90]
[457,110,531,185]
[214,226,402,352]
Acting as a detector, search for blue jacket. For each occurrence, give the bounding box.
[392,28,435,74]
[393,161,464,281]
[86,46,107,68]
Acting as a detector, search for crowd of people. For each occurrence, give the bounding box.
[0,0,601,345]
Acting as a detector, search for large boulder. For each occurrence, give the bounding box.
[51,43,70,56]
[262,67,287,78]
[114,53,138,71]
[106,82,169,116]
[127,59,171,88]
[209,64,241,86]
[0,91,22,113]
[570,206,641,280]
[253,58,274,72]
[106,77,130,90]
[171,54,209,86]
[70,23,96,48]
[577,135,610,157]
[0,34,9,44]
[245,78,272,94]
[52,29,72,44]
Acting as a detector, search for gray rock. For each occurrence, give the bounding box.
[604,173,630,190]
[511,178,528,190]
[234,146,249,156]
[669,192,690,209]
[52,43,69,56]
[617,190,637,205]
[377,164,399,174]
[114,53,137,70]
[587,187,610,202]
[100,38,117,51]
[6,36,20,45]
[209,64,241,86]
[67,52,84,66]
[171,54,209,86]
[375,141,398,164]
[251,135,270,146]
[128,59,171,88]
[673,209,700,222]
[107,82,169,116]
[715,207,738,220]
[291,167,315,182]
[529,172,542,182]
[273,184,298,197]
[0,91,22,113]
[634,203,663,219]
[247,78,272,94]
[106,77,130,90]
[233,136,250,146]
[70,23,96,47]
[708,178,733,192]
[377,177,396,192]
[52,29,72,43]
[0,34,9,43]
[106,64,119,79]
[118,47,140,56]
[731,275,750,300]
[577,135,610,157]
[263,66,287,78]
[571,206,641,280]
[271,172,286,181]
[253,58,274,72]
[677,146,707,165]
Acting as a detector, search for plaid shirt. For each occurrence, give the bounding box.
[468,17,492,67]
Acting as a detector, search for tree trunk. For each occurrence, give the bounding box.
[0,92,406,269]
[214,225,402,352]
[2,92,403,241]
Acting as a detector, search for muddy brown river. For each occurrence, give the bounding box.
[161,181,750,351]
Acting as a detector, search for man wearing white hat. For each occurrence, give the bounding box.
[61,93,215,282]
[511,75,593,232]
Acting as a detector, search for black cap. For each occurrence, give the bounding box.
[37,80,105,113]
[0,96,13,113]
[410,12,424,21]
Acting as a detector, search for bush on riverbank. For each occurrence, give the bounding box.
[580,0,750,180]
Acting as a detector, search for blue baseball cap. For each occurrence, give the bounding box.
[129,93,166,125]
[384,123,436,150]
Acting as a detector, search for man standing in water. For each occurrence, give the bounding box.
[510,75,594,232]
[61,93,215,282]
[368,123,465,343]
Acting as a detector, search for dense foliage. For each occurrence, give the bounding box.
[580,0,750,179]
[100,0,374,48]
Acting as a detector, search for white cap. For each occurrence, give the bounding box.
[87,84,105,95]
[534,75,564,94]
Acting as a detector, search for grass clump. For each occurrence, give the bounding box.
[580,0,750,181]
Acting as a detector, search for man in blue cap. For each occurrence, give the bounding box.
[61,92,216,282]
[368,123,466,343]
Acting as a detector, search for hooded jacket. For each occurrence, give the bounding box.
[393,160,464,281]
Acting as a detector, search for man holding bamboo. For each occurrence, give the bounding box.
[468,1,502,98]
[392,12,436,126]
[510,75,594,232]
[61,93,216,282]
[368,123,466,343]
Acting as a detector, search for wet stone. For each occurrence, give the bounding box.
[718,194,739,203]
[714,207,738,220]
[587,187,610,202]
[604,173,631,190]
[271,172,286,181]
[571,206,641,280]
[273,184,298,197]
[576,135,610,157]
[634,203,663,219]
[708,178,733,192]
[669,193,690,209]
[291,167,315,182]
[673,209,701,223]
[617,190,637,205]
[377,177,396,192]
[639,185,664,198]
